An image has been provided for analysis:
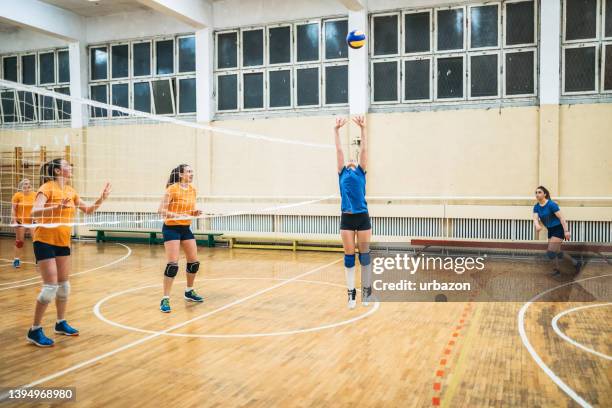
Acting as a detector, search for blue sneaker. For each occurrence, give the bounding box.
[26,327,54,347]
[13,258,20,268]
[54,320,79,336]
[160,297,171,313]
[184,289,204,302]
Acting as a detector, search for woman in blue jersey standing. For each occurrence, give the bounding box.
[334,116,372,309]
[532,186,582,276]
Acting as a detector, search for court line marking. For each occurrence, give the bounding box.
[93,277,379,338]
[518,273,612,408]
[0,258,36,265]
[551,303,612,361]
[0,258,341,399]
[0,243,132,291]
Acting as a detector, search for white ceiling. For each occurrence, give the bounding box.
[41,0,151,17]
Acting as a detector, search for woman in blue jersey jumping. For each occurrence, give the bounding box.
[532,186,582,276]
[334,116,372,309]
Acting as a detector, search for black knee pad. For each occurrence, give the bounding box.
[164,262,179,278]
[186,261,200,274]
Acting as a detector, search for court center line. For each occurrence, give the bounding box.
[551,303,612,361]
[0,258,341,400]
[0,243,132,291]
[518,273,612,408]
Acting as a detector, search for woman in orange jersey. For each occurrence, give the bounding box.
[27,158,111,347]
[158,164,203,313]
[11,178,36,268]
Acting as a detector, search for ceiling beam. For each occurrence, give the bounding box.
[137,0,212,29]
[0,0,83,41]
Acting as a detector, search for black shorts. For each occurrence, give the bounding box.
[547,224,565,240]
[340,212,372,231]
[33,241,71,263]
[162,224,195,242]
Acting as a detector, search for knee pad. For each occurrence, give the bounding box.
[358,252,371,266]
[344,254,356,268]
[37,284,58,304]
[557,251,564,259]
[56,281,71,300]
[15,240,24,248]
[546,251,557,260]
[186,261,200,274]
[164,262,179,278]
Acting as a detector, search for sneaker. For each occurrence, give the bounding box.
[362,286,372,306]
[184,289,204,303]
[54,320,79,336]
[26,327,54,347]
[347,288,357,309]
[574,260,583,275]
[13,258,20,268]
[160,297,171,313]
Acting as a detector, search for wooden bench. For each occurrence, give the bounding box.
[90,229,223,247]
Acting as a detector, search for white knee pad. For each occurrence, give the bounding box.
[37,284,58,304]
[56,281,71,300]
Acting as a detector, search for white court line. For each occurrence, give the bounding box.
[0,258,342,400]
[93,277,379,338]
[551,303,612,361]
[0,243,132,291]
[0,258,36,265]
[518,273,612,408]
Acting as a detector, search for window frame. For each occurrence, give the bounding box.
[176,75,197,115]
[322,61,349,107]
[605,0,612,39]
[266,23,293,66]
[240,27,266,69]
[215,71,240,113]
[16,89,39,123]
[502,47,538,98]
[434,5,467,53]
[177,34,197,73]
[240,69,266,111]
[503,0,538,48]
[323,17,350,61]
[434,52,466,102]
[294,64,321,108]
[56,49,70,85]
[562,0,600,45]
[89,83,109,118]
[467,50,501,100]
[110,80,131,117]
[602,41,612,93]
[468,2,502,51]
[401,9,433,56]
[371,12,401,58]
[266,66,293,110]
[154,37,176,77]
[37,50,56,85]
[0,89,18,123]
[110,42,131,80]
[401,55,433,103]
[20,52,38,86]
[38,92,57,123]
[561,42,600,95]
[370,58,401,104]
[131,40,153,78]
[131,80,154,114]
[2,55,19,83]
[215,29,240,71]
[294,19,322,65]
[89,45,109,82]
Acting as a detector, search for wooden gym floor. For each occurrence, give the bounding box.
[0,237,610,407]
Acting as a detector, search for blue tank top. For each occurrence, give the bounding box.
[339,165,368,214]
[533,200,561,228]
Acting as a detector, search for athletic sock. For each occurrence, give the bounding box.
[345,266,355,291]
[31,325,41,330]
[185,287,193,292]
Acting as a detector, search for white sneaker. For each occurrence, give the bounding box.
[362,286,372,306]
[347,288,357,309]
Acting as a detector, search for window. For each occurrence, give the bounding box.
[21,54,36,85]
[91,46,108,81]
[133,82,152,113]
[58,50,70,83]
[111,44,129,79]
[178,36,196,72]
[1,90,17,123]
[562,0,610,95]
[3,56,18,82]
[17,91,37,122]
[111,82,129,117]
[55,87,71,120]
[371,1,537,105]
[152,79,175,115]
[39,52,55,84]
[178,77,196,113]
[90,84,108,118]
[156,39,174,75]
[133,41,152,77]
[215,17,348,113]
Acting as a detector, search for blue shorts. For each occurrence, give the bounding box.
[33,241,71,262]
[547,224,565,240]
[162,224,195,242]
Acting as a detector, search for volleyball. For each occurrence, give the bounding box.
[346,29,366,49]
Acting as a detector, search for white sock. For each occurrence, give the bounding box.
[31,325,41,330]
[361,263,372,288]
[185,287,193,292]
[162,295,170,299]
[56,319,65,324]
[345,266,355,291]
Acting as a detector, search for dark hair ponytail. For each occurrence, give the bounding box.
[166,164,189,188]
[40,158,63,185]
[536,185,551,200]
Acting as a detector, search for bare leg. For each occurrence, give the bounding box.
[33,259,58,326]
[181,239,198,288]
[14,226,25,261]
[163,240,180,297]
[55,255,71,321]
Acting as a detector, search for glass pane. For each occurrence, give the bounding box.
[217,74,237,110]
[505,51,534,95]
[3,57,17,82]
[91,47,108,80]
[404,59,430,100]
[437,9,464,51]
[607,0,612,38]
[269,26,291,64]
[405,12,431,53]
[179,78,196,113]
[296,67,319,106]
[325,65,348,104]
[39,52,55,84]
[18,91,36,122]
[506,1,534,45]
[297,23,320,62]
[21,55,36,85]
[111,83,129,117]
[55,87,71,120]
[470,5,498,48]
[58,50,70,83]
[325,20,348,59]
[470,54,498,97]
[111,44,129,78]
[90,85,108,117]
[133,42,151,76]
[40,95,55,121]
[152,79,174,114]
[373,61,398,101]
[243,72,264,109]
[1,91,17,122]
[565,0,597,41]
[133,82,151,113]
[605,44,612,90]
[437,57,464,98]
[156,40,174,75]
[242,29,264,67]
[373,15,399,55]
[564,47,596,92]
[269,69,291,107]
[179,36,196,72]
[217,32,238,68]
